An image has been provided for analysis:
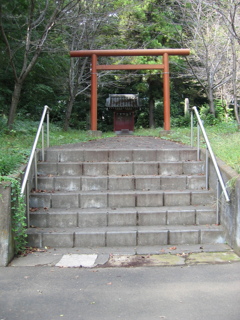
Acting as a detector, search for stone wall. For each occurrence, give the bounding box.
[0,181,15,266]
[202,149,240,255]
[0,159,36,266]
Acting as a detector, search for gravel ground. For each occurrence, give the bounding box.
[50,136,192,150]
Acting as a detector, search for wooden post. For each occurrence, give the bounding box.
[163,53,170,131]
[91,54,98,131]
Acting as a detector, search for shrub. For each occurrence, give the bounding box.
[171,114,191,127]
[0,150,29,176]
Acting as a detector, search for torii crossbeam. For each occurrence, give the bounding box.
[70,49,190,131]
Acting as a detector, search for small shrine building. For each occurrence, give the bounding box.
[106,94,140,134]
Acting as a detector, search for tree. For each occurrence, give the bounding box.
[203,0,240,45]
[202,0,240,124]
[176,0,232,116]
[63,0,128,130]
[115,0,185,128]
[0,0,81,129]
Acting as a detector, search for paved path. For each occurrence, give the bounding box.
[1,262,240,320]
[49,136,192,150]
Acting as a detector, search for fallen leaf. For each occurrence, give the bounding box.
[169,246,177,250]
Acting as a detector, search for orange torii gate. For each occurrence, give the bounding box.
[70,49,190,131]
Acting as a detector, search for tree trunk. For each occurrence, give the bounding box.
[149,97,155,128]
[208,87,215,116]
[63,95,75,131]
[231,37,240,125]
[7,80,23,129]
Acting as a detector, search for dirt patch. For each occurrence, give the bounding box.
[100,254,185,268]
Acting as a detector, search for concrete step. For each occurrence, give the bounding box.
[36,175,206,192]
[43,148,199,163]
[28,146,220,250]
[27,225,225,248]
[29,190,214,209]
[30,206,217,228]
[37,161,205,176]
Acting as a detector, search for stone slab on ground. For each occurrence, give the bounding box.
[186,252,240,265]
[8,244,240,268]
[55,254,98,268]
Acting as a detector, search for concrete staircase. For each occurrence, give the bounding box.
[27,147,225,248]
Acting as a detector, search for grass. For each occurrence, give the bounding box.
[137,121,240,174]
[0,117,240,175]
[0,118,114,176]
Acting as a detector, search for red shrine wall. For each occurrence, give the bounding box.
[114,112,134,132]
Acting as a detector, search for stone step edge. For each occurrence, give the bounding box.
[30,205,215,214]
[27,225,223,234]
[38,160,203,165]
[36,174,206,178]
[24,243,232,255]
[27,225,225,247]
[30,190,213,196]
[45,148,197,151]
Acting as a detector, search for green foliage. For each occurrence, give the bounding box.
[0,152,27,176]
[171,114,191,128]
[0,176,27,255]
[136,122,240,174]
[199,101,233,126]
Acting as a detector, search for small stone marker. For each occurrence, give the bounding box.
[56,254,97,268]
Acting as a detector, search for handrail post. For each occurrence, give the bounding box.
[42,124,44,162]
[197,122,200,161]
[205,148,209,190]
[47,109,50,148]
[26,180,30,228]
[34,150,38,191]
[216,180,220,225]
[191,110,194,147]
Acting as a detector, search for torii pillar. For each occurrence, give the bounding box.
[70,49,190,131]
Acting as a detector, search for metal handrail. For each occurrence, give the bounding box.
[190,106,230,204]
[20,106,50,226]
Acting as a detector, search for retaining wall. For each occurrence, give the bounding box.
[202,149,240,256]
[0,161,35,267]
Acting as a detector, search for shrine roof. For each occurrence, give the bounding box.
[106,94,140,110]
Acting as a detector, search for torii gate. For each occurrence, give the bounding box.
[70,49,190,131]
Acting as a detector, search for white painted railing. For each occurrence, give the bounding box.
[21,105,50,226]
[190,106,230,224]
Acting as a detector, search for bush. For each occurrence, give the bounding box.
[199,101,233,126]
[171,114,191,127]
[0,150,29,176]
